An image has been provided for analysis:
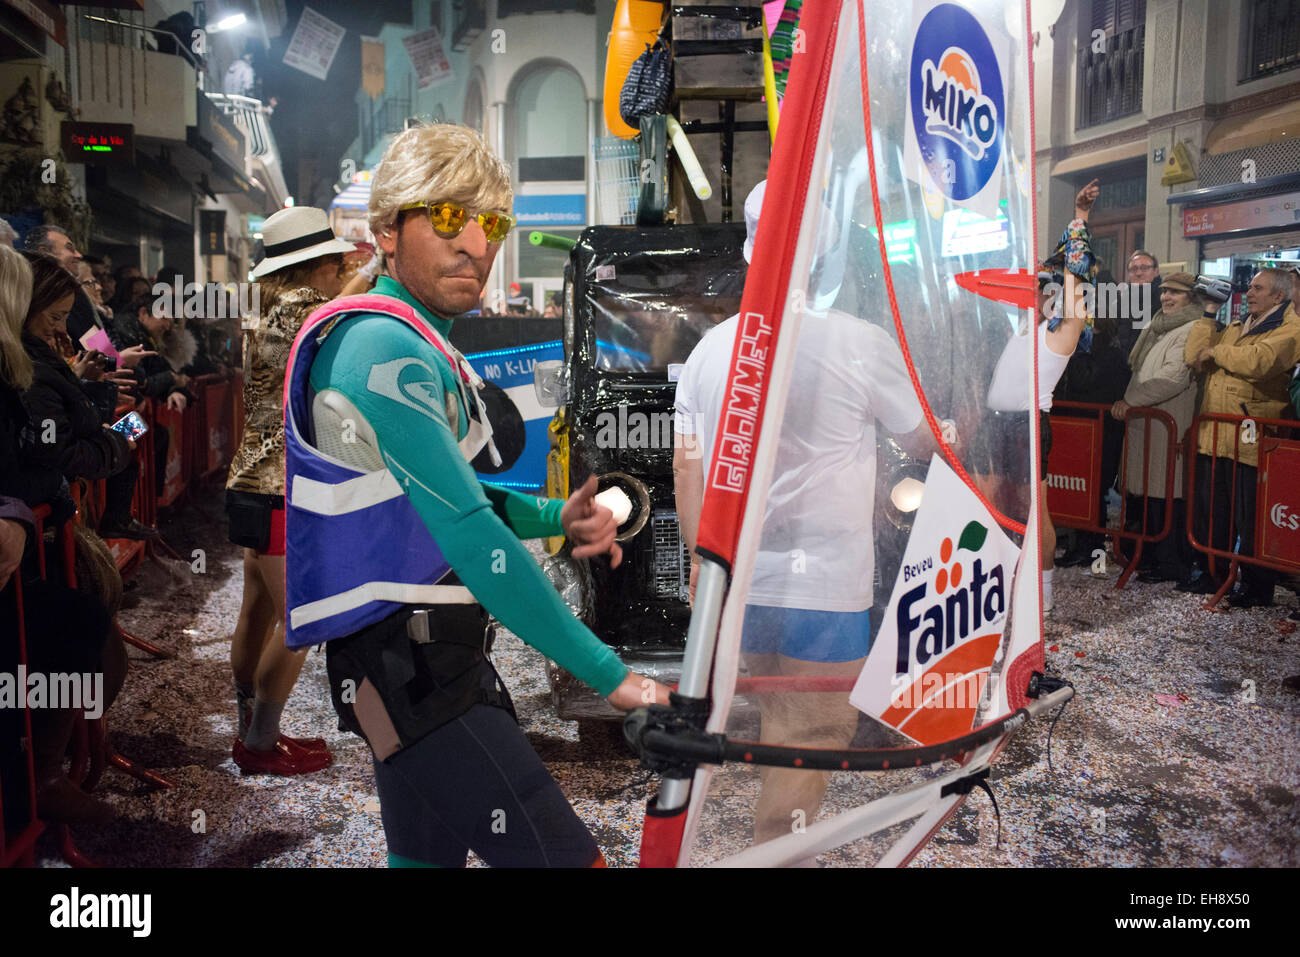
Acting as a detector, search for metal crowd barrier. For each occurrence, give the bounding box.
[1185,412,1300,610]
[1046,400,1179,588]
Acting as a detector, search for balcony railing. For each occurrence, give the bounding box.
[72,33,197,141]
[205,93,276,159]
[1076,23,1145,130]
[360,97,411,158]
[204,92,289,207]
[1243,0,1300,81]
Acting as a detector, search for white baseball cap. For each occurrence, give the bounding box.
[252,207,356,279]
[742,179,766,264]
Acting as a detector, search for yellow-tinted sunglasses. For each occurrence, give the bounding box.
[399,201,514,242]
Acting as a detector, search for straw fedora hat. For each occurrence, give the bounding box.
[252,207,356,279]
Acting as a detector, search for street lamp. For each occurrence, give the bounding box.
[210,13,247,34]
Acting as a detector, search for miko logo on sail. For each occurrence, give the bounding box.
[908,2,1007,204]
[920,48,998,161]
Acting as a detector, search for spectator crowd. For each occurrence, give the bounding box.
[1,221,241,831]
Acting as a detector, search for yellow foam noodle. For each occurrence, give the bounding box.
[604,0,667,139]
[761,11,779,144]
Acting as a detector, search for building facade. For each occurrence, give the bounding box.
[0,0,289,285]
[334,0,613,313]
[1033,0,1300,298]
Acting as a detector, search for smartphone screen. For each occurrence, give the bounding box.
[110,411,149,442]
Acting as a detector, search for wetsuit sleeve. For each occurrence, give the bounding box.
[480,483,564,539]
[310,317,627,696]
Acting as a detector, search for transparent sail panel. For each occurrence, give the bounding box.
[686,0,1037,866]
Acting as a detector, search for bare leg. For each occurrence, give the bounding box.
[32,708,112,824]
[249,553,308,706]
[101,629,127,709]
[230,548,275,688]
[748,654,865,848]
[1039,480,1055,569]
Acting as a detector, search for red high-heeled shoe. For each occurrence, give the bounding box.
[232,738,331,775]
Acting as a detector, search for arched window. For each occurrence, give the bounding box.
[463,80,484,134]
[514,65,585,159]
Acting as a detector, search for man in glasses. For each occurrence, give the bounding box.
[282,124,669,868]
[1127,249,1162,304]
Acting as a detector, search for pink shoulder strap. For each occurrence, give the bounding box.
[304,293,470,383]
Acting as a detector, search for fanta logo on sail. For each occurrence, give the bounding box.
[849,458,1023,745]
[894,522,1005,675]
[920,48,998,161]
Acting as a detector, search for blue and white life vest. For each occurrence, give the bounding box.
[282,293,500,649]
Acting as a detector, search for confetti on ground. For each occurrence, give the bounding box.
[39,495,1300,867]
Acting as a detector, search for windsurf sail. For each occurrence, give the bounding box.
[633,0,1071,868]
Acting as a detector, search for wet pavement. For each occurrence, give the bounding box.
[39,487,1300,867]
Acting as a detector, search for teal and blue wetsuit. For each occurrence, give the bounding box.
[308,277,626,866]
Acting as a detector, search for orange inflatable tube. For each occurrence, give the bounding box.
[604,0,666,139]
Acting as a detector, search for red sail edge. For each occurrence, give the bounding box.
[693,5,840,570]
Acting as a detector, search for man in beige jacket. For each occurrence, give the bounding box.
[1182,267,1300,605]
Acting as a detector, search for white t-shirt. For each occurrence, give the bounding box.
[675,310,923,612]
[986,320,1072,413]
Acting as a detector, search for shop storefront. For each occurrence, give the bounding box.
[1171,181,1300,320]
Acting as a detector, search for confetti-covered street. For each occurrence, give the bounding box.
[37,499,1299,868]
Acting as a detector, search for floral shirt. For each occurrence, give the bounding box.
[1042,217,1097,350]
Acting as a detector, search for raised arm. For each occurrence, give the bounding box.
[1045,179,1100,357]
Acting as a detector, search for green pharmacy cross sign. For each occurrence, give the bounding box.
[61,122,135,166]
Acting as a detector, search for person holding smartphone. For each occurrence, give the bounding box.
[19,253,154,540]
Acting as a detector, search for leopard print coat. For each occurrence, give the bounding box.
[226,286,330,497]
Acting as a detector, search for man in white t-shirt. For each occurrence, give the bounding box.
[673,180,933,846]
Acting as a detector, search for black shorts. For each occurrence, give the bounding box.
[969,409,1052,479]
[373,669,601,868]
[326,605,600,867]
[224,490,284,552]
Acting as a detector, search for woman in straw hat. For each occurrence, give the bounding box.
[225,207,354,774]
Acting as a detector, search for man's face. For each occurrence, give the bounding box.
[1127,255,1157,285]
[43,230,82,275]
[1245,273,1284,318]
[377,205,501,318]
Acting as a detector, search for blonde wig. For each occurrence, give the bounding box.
[368,123,512,235]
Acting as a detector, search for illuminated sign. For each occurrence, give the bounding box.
[1183,191,1300,237]
[61,122,134,165]
[941,206,1009,257]
[514,194,586,227]
[869,219,919,263]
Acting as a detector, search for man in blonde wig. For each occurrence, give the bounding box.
[282,124,667,867]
